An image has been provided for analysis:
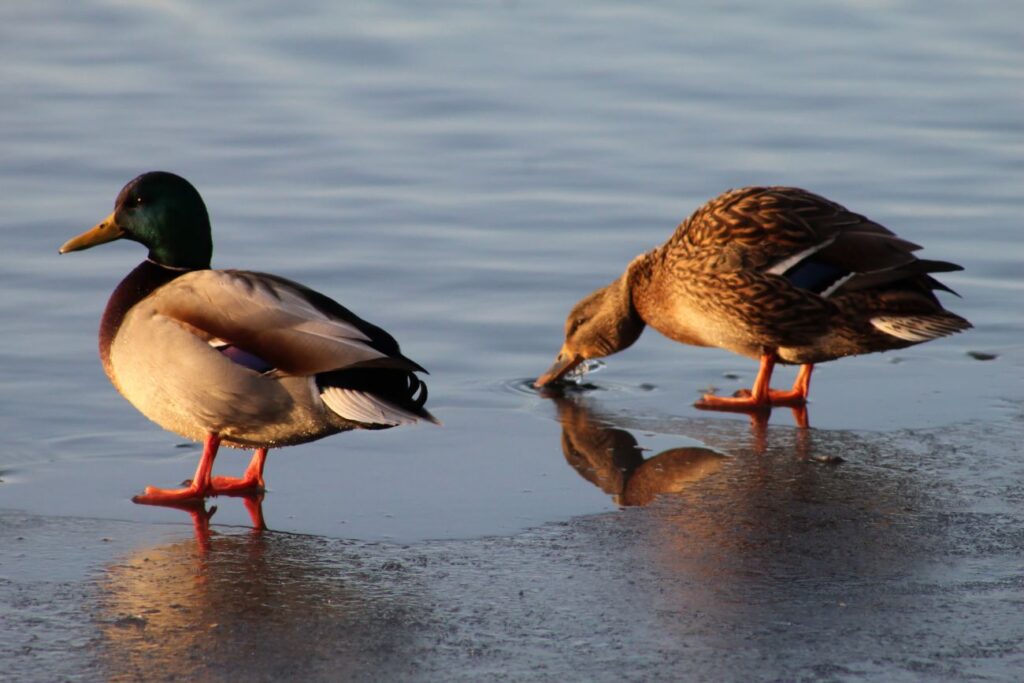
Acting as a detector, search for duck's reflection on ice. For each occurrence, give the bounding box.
[96,501,425,681]
[149,491,267,553]
[551,393,728,506]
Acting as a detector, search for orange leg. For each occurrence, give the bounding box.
[789,405,810,429]
[695,354,814,411]
[132,436,268,505]
[240,492,268,531]
[185,503,217,553]
[133,433,221,504]
[210,447,268,495]
[765,363,814,407]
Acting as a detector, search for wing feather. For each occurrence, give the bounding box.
[672,187,907,273]
[147,269,407,376]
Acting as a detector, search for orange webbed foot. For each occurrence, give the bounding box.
[694,386,806,411]
[694,391,773,412]
[768,363,813,407]
[129,440,268,504]
[694,360,813,412]
[210,447,267,496]
[131,433,223,505]
[209,475,264,495]
[764,388,808,407]
[132,482,212,505]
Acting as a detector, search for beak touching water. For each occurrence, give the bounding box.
[534,346,584,388]
[59,211,125,254]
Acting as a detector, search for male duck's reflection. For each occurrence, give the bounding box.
[157,490,267,551]
[96,501,424,680]
[552,393,728,506]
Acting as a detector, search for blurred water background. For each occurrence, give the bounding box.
[1,0,1020,541]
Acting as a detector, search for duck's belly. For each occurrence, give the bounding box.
[634,269,845,362]
[639,295,766,361]
[777,326,912,366]
[108,312,338,448]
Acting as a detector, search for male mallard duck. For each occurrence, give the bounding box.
[535,186,971,412]
[61,171,437,504]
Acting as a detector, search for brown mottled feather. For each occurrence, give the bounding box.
[668,187,916,272]
[540,186,971,382]
[671,269,833,348]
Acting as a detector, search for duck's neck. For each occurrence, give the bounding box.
[590,256,647,355]
[623,250,659,321]
[99,260,193,379]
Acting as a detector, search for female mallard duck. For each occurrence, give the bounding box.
[60,171,437,505]
[535,186,971,412]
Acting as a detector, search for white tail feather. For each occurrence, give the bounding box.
[320,387,425,426]
[870,315,968,342]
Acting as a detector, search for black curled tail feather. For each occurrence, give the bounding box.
[316,367,438,425]
[405,372,430,412]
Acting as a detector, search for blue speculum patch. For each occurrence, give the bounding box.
[783,259,848,295]
[217,344,274,374]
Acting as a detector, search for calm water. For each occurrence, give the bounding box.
[1,0,1021,544]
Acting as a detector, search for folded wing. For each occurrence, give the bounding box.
[148,269,419,376]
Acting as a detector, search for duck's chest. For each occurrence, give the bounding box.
[99,261,187,389]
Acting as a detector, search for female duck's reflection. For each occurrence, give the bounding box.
[548,390,926,608]
[552,393,728,506]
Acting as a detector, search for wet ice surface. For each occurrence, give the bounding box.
[2,0,1024,680]
[6,409,1024,681]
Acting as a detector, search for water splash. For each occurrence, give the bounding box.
[563,359,606,383]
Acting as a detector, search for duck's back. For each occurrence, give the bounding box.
[664,187,916,273]
[630,187,969,362]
